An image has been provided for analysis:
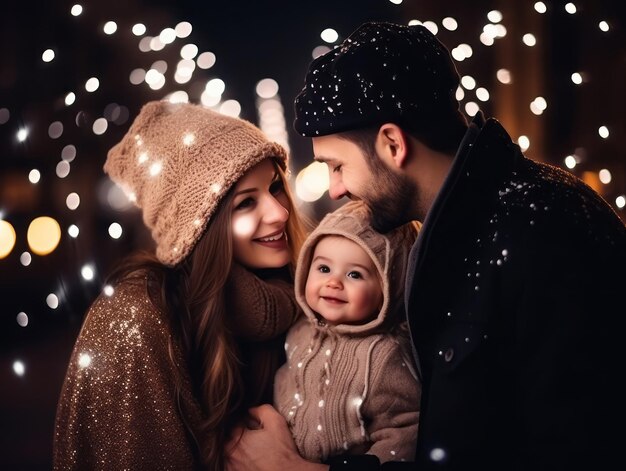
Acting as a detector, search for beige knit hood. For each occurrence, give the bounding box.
[295,201,418,335]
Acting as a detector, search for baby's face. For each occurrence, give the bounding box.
[305,236,383,326]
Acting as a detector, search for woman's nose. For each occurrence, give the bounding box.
[263,195,289,225]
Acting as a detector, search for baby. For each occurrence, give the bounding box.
[274,201,421,464]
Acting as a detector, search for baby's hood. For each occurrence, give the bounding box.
[295,201,418,335]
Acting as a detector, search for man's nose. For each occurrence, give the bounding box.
[328,173,348,200]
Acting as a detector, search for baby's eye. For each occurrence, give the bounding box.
[316,264,330,273]
[347,271,363,279]
[235,197,255,210]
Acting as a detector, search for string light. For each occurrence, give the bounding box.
[16,312,29,327]
[85,77,99,92]
[81,264,95,281]
[0,220,17,259]
[13,361,25,377]
[320,28,339,43]
[20,252,32,266]
[66,193,80,210]
[46,293,59,309]
[70,4,83,16]
[442,17,458,31]
[108,223,123,239]
[132,23,146,36]
[17,128,28,142]
[42,49,55,62]
[27,217,61,255]
[103,21,117,35]
[565,3,577,14]
[598,126,609,139]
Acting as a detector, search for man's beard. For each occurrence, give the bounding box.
[362,156,420,233]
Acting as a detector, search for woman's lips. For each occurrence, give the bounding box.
[254,231,288,249]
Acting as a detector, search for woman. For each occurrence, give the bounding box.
[53,101,308,470]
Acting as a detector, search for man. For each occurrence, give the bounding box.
[227,22,626,470]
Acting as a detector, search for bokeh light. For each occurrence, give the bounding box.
[46,293,59,309]
[20,251,32,266]
[108,222,123,239]
[16,312,29,327]
[27,217,62,255]
[70,4,83,16]
[321,28,339,43]
[0,220,17,259]
[13,361,25,377]
[256,78,279,99]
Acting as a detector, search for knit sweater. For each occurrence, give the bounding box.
[274,202,421,463]
[54,264,299,470]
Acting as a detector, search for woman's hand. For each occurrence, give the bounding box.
[226,404,328,471]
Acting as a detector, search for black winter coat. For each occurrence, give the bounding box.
[406,114,626,470]
[328,114,626,471]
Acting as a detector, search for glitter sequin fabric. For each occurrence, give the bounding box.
[294,22,460,137]
[275,202,420,463]
[54,266,300,469]
[53,277,202,470]
[404,113,626,469]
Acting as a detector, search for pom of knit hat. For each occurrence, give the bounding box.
[294,201,418,335]
[104,101,288,266]
[294,21,461,137]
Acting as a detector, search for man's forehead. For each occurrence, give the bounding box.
[313,155,340,164]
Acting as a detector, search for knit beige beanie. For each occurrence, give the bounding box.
[104,100,288,266]
[295,201,419,335]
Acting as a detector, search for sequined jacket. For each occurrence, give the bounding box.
[53,264,300,470]
[402,114,626,470]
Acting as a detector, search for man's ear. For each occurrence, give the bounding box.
[376,123,409,169]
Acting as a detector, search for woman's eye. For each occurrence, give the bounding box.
[269,180,284,195]
[347,271,363,279]
[235,197,254,210]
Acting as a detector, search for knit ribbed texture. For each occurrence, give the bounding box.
[104,101,288,266]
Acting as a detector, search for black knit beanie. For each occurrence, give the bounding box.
[294,21,461,137]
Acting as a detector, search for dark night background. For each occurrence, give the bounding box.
[1,0,625,468]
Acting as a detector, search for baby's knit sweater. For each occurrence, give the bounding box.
[275,317,420,463]
[274,201,421,463]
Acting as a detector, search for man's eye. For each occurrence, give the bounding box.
[333,165,342,173]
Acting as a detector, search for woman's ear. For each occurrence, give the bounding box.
[375,123,409,169]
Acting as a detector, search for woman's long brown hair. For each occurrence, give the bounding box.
[106,160,308,469]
